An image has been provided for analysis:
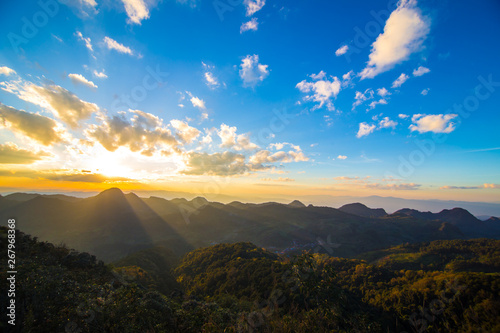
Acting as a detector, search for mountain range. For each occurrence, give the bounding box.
[1,188,499,262]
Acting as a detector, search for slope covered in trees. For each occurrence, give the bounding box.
[2,226,499,332]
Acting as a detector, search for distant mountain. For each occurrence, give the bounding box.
[288,200,306,208]
[338,202,387,218]
[1,188,499,262]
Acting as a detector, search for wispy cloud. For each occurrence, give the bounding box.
[103,37,134,56]
[68,73,98,89]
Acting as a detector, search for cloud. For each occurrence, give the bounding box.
[352,89,374,110]
[68,73,98,89]
[182,151,248,176]
[217,124,259,151]
[398,113,409,119]
[249,146,308,166]
[261,177,295,182]
[413,66,430,76]
[240,18,259,33]
[379,116,398,129]
[310,71,326,80]
[86,110,180,155]
[0,142,51,164]
[187,92,206,110]
[421,88,429,95]
[103,37,134,55]
[62,0,98,18]
[356,123,376,138]
[0,103,66,145]
[335,45,349,56]
[1,80,99,128]
[244,0,265,16]
[239,54,269,88]
[0,66,16,76]
[440,185,480,190]
[341,70,354,87]
[409,114,458,134]
[170,119,200,144]
[337,155,347,160]
[121,0,150,25]
[0,169,131,183]
[365,182,421,190]
[93,70,108,79]
[359,0,430,79]
[377,87,391,97]
[367,98,387,110]
[202,63,219,89]
[392,73,409,88]
[484,184,500,189]
[334,176,359,180]
[297,72,341,111]
[75,31,93,52]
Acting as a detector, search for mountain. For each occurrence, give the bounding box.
[338,202,387,218]
[288,200,306,208]
[1,188,499,263]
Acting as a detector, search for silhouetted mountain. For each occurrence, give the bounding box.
[1,189,499,263]
[338,202,387,218]
[288,200,306,208]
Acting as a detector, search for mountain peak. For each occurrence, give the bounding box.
[288,200,306,208]
[339,202,387,218]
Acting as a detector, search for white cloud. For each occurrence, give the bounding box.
[297,72,341,111]
[341,70,354,87]
[187,92,206,110]
[377,87,391,97]
[421,88,429,95]
[68,73,98,89]
[368,98,388,110]
[75,31,93,52]
[217,124,259,151]
[392,73,409,88]
[240,18,258,33]
[409,114,458,133]
[359,0,430,79]
[337,155,347,160]
[93,70,108,79]
[398,114,409,119]
[121,0,150,25]
[103,37,134,55]
[0,66,16,76]
[310,71,326,80]
[413,66,430,76]
[170,119,200,144]
[356,122,376,138]
[202,63,219,88]
[244,0,265,16]
[352,89,374,110]
[335,45,349,56]
[379,116,398,129]
[239,54,269,88]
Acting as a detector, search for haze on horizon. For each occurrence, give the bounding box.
[0,0,499,203]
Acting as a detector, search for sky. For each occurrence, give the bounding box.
[0,0,499,203]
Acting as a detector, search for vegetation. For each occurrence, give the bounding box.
[1,226,499,332]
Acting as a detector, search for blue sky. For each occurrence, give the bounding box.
[0,0,499,202]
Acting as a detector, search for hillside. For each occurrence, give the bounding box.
[1,189,499,262]
[2,228,499,332]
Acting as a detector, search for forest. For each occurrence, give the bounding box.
[1,226,499,332]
